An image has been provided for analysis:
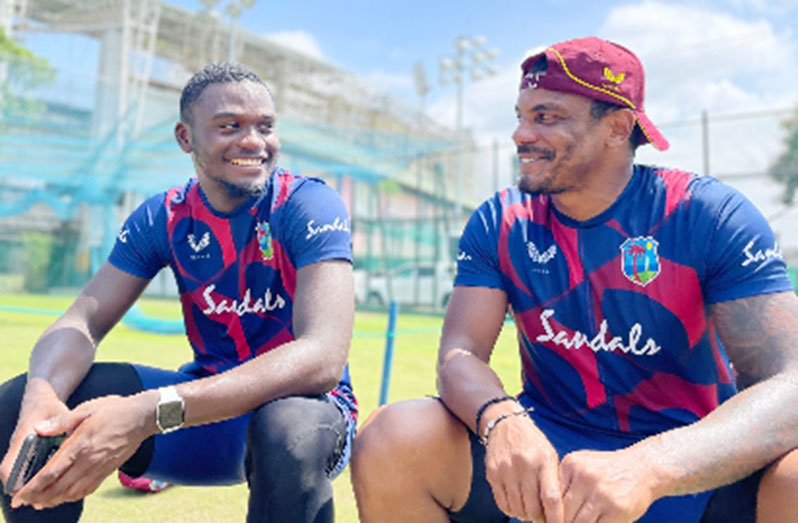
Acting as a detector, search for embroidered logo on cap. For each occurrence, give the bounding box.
[523,69,547,89]
[603,67,625,84]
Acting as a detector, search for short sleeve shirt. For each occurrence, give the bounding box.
[109,169,356,415]
[456,165,791,436]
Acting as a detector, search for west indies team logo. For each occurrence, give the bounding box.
[620,236,660,286]
[256,221,273,261]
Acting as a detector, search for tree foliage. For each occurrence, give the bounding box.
[769,107,798,205]
[0,27,55,117]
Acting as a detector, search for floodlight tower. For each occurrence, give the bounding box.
[225,0,256,62]
[439,36,499,222]
[200,0,256,62]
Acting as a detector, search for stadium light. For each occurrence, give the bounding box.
[439,35,499,223]
[200,0,256,62]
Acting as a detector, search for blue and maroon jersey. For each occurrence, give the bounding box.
[109,168,357,420]
[456,165,791,436]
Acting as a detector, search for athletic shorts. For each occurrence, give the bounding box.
[131,363,357,485]
[448,397,764,523]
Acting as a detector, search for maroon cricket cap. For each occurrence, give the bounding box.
[519,36,669,151]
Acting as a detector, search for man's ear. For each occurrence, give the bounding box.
[606,108,636,148]
[175,122,193,153]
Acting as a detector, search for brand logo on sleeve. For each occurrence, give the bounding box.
[118,228,130,243]
[741,240,781,267]
[620,236,660,286]
[305,217,350,240]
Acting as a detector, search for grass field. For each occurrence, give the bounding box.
[0,293,521,522]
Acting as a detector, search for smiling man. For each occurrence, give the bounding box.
[351,37,798,522]
[0,63,357,522]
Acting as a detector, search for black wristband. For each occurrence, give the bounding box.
[474,395,516,434]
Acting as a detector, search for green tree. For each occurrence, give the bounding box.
[0,27,55,118]
[769,107,798,205]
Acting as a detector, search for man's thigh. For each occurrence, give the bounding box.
[451,406,722,523]
[134,364,353,486]
[0,362,143,442]
[700,468,764,523]
[130,363,251,485]
[448,428,507,523]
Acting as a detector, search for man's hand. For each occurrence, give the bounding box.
[484,414,564,523]
[9,392,156,510]
[0,379,69,489]
[560,448,657,523]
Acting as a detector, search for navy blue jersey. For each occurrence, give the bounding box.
[109,169,357,420]
[457,165,790,436]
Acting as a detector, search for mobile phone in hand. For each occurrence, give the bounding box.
[4,433,66,495]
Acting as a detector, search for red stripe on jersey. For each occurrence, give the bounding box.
[655,168,692,219]
[185,185,238,270]
[550,213,584,289]
[498,200,538,299]
[516,306,606,409]
[615,373,718,432]
[588,254,706,348]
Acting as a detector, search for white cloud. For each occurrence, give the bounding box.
[263,30,325,61]
[600,1,798,246]
[392,2,798,210]
[599,1,797,174]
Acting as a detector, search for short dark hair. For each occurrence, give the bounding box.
[590,99,643,150]
[180,62,267,123]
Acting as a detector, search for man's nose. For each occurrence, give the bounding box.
[238,127,265,149]
[512,121,540,146]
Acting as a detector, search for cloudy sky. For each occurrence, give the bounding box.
[246,1,795,241]
[169,0,798,235]
[19,0,798,245]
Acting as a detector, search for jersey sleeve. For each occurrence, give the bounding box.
[695,180,792,304]
[278,179,353,269]
[108,193,170,279]
[454,196,504,290]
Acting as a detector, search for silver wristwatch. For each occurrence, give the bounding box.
[156,385,185,433]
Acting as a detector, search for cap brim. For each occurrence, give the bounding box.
[634,110,669,151]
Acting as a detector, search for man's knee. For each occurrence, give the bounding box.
[246,396,344,479]
[758,448,798,522]
[351,398,471,507]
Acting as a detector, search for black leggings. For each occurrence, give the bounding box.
[0,363,346,523]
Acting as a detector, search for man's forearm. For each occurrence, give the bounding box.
[633,370,798,499]
[438,348,518,433]
[27,320,97,401]
[173,337,347,428]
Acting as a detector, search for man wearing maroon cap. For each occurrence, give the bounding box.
[351,36,798,522]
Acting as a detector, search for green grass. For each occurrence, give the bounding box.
[0,293,521,522]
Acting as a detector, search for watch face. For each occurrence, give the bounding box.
[158,401,184,432]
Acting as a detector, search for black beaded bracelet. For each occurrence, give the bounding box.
[480,408,533,447]
[474,395,516,435]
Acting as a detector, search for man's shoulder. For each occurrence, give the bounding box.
[636,164,744,209]
[162,178,199,208]
[271,169,342,211]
